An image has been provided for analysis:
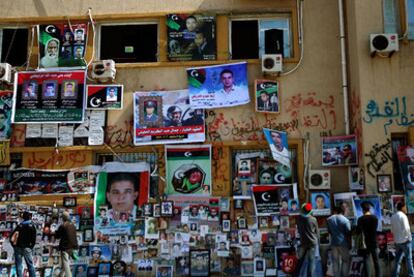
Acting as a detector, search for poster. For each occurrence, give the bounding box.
[322,135,358,166]
[257,159,292,185]
[167,14,216,61]
[87,85,123,110]
[397,146,414,190]
[187,62,249,108]
[0,91,13,140]
[12,71,86,123]
[94,162,150,236]
[333,192,356,218]
[255,80,279,113]
[349,166,365,191]
[165,145,211,196]
[134,90,205,145]
[310,191,331,216]
[263,128,290,167]
[252,184,297,216]
[38,23,88,68]
[352,195,382,230]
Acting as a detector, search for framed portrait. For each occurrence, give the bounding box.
[257,159,292,185]
[22,80,38,99]
[238,160,252,175]
[241,261,254,276]
[234,199,244,209]
[190,249,210,277]
[43,267,53,277]
[377,174,392,193]
[63,196,77,207]
[254,79,279,113]
[61,80,78,99]
[42,80,58,99]
[310,191,331,216]
[222,219,231,232]
[321,135,358,167]
[258,216,269,229]
[138,96,163,127]
[83,228,94,242]
[143,203,153,217]
[87,266,98,277]
[237,217,247,229]
[253,258,266,276]
[98,262,111,276]
[160,201,174,217]
[156,265,173,277]
[153,203,161,217]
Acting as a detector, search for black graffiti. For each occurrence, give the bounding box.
[365,138,392,177]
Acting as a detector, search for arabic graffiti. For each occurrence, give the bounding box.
[105,120,134,147]
[350,90,363,160]
[25,151,89,169]
[363,97,414,134]
[364,139,392,178]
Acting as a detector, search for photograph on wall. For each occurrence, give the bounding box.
[187,62,249,108]
[255,80,279,113]
[252,184,297,216]
[167,14,216,61]
[263,128,290,167]
[377,174,392,193]
[87,85,123,110]
[405,189,414,214]
[133,90,205,145]
[322,135,358,166]
[190,249,210,277]
[0,91,13,140]
[352,195,382,230]
[397,146,414,190]
[333,192,356,218]
[349,166,365,191]
[12,71,86,123]
[311,191,331,216]
[94,162,150,236]
[257,159,292,185]
[165,145,211,196]
[38,23,88,68]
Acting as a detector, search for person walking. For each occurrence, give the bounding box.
[357,201,381,277]
[391,201,414,277]
[10,211,37,277]
[327,206,351,277]
[55,212,78,277]
[295,203,319,277]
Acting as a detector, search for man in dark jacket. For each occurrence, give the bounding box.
[295,203,319,277]
[55,211,78,277]
[11,211,37,277]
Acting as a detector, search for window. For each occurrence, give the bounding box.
[408,0,414,39]
[0,27,28,66]
[230,15,292,60]
[99,23,158,63]
[383,0,414,39]
[391,133,408,191]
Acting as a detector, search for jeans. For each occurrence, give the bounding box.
[331,246,350,277]
[392,241,414,277]
[14,247,36,277]
[364,247,381,277]
[295,246,316,277]
[60,251,71,277]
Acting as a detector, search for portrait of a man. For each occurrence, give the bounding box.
[43,81,57,98]
[143,101,159,123]
[40,38,59,68]
[23,82,37,99]
[106,87,118,102]
[62,81,76,97]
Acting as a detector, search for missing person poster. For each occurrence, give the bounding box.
[322,135,358,166]
[252,184,296,216]
[397,146,414,190]
[0,91,13,141]
[255,80,279,113]
[187,62,250,108]
[94,162,150,236]
[133,90,205,146]
[352,195,382,230]
[165,145,211,196]
[263,128,290,167]
[12,70,86,123]
[87,85,123,110]
[38,23,88,68]
[167,14,216,61]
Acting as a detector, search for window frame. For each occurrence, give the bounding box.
[0,25,29,67]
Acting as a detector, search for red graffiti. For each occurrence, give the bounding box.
[349,90,363,160]
[105,120,134,147]
[27,151,87,169]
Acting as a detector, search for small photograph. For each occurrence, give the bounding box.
[234,199,244,209]
[241,261,254,276]
[153,204,161,217]
[288,199,300,214]
[275,246,295,270]
[280,216,290,230]
[73,45,84,59]
[253,258,266,276]
[377,174,392,193]
[43,267,53,277]
[189,205,199,220]
[160,201,174,216]
[238,160,251,174]
[156,265,173,277]
[258,216,269,229]
[208,207,219,221]
[98,262,111,276]
[42,80,58,99]
[83,228,94,242]
[216,241,230,257]
[219,197,230,212]
[22,80,38,99]
[237,217,247,229]
[255,80,279,113]
[190,222,198,232]
[144,217,159,239]
[74,264,88,277]
[190,249,210,277]
[222,219,231,232]
[322,135,358,166]
[143,203,153,217]
[176,256,190,276]
[257,159,292,185]
[106,87,118,102]
[61,80,78,99]
[74,28,85,43]
[87,266,98,277]
[311,191,331,216]
[241,245,253,259]
[63,197,77,207]
[112,260,126,276]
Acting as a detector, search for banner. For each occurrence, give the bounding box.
[0,91,13,140]
[187,62,250,108]
[87,85,123,110]
[252,185,296,216]
[263,128,290,167]
[322,135,358,166]
[12,70,86,123]
[38,23,88,68]
[165,145,211,196]
[133,90,205,145]
[167,14,216,61]
[255,80,279,113]
[94,162,150,236]
[397,145,414,190]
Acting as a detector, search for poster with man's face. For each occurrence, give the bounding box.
[263,128,290,167]
[397,146,414,190]
[255,80,279,113]
[321,135,358,167]
[352,195,382,230]
[311,192,331,216]
[187,62,249,108]
[0,91,13,141]
[87,85,123,110]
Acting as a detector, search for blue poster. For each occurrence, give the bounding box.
[187,62,250,108]
[352,195,382,231]
[263,128,290,167]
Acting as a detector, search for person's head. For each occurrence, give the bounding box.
[281,198,288,209]
[77,266,84,273]
[342,144,352,157]
[74,47,83,58]
[301,203,313,215]
[0,110,7,128]
[185,16,198,32]
[260,92,269,102]
[361,201,372,213]
[396,201,406,212]
[46,39,59,57]
[377,233,386,246]
[145,101,156,115]
[64,30,72,41]
[92,247,101,259]
[106,173,139,213]
[315,195,326,209]
[167,105,182,122]
[108,88,115,97]
[65,82,73,92]
[323,151,331,160]
[61,211,70,222]
[46,83,55,95]
[99,207,106,216]
[26,83,34,93]
[271,131,282,146]
[220,241,226,250]
[220,69,234,90]
[194,31,206,47]
[259,170,272,184]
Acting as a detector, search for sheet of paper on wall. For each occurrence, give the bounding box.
[41,124,58,138]
[58,125,74,146]
[263,128,290,167]
[26,124,42,138]
[89,110,106,127]
[74,124,89,137]
[88,126,104,145]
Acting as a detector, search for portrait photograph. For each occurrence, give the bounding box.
[63,196,77,207]
[143,203,153,217]
[322,135,358,166]
[43,267,53,277]
[241,261,254,276]
[275,246,295,270]
[311,191,331,216]
[153,203,161,217]
[83,228,94,242]
[190,249,210,277]
[237,217,247,229]
[255,79,279,113]
[22,80,38,99]
[175,256,189,276]
[253,258,266,276]
[42,80,58,99]
[377,174,392,193]
[234,199,244,209]
[257,159,292,185]
[160,201,174,216]
[61,80,78,99]
[238,159,251,175]
[106,87,118,102]
[156,265,173,277]
[97,262,111,276]
[333,192,356,218]
[144,217,159,239]
[138,96,163,127]
[222,219,231,232]
[263,128,290,167]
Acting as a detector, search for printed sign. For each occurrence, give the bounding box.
[134,90,205,145]
[187,62,249,108]
[255,80,279,113]
[87,85,123,110]
[12,70,86,123]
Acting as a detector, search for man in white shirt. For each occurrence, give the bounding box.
[391,201,414,277]
[215,69,248,106]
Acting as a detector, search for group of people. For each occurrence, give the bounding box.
[9,211,78,277]
[323,144,355,165]
[296,200,413,277]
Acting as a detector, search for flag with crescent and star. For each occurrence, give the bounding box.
[252,185,289,216]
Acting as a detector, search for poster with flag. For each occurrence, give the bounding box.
[252,185,296,216]
[87,84,123,110]
[263,128,290,167]
[165,145,211,196]
[397,145,414,190]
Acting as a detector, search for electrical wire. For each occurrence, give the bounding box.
[86,8,97,82]
[23,26,35,70]
[2,25,19,64]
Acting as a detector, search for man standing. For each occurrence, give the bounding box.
[327,206,351,277]
[55,212,78,277]
[391,201,414,277]
[357,201,381,277]
[10,211,37,277]
[295,203,319,277]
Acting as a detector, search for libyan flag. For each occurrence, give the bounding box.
[252,185,282,216]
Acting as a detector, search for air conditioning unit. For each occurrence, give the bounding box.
[261,54,282,73]
[0,63,12,83]
[370,33,399,57]
[91,60,116,82]
[309,170,331,190]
